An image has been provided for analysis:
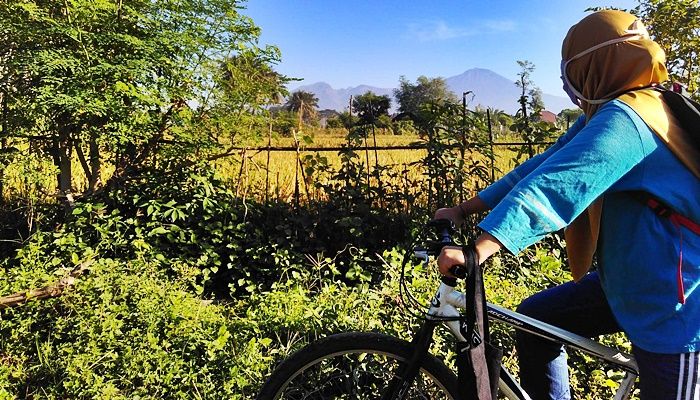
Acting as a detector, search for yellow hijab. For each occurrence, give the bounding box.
[560,10,700,281]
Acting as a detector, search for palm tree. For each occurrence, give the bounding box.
[218,53,287,113]
[285,90,319,129]
[487,108,512,137]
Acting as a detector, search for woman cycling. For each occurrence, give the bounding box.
[436,10,700,400]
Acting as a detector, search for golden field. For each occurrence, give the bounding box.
[0,127,553,205]
[214,127,550,203]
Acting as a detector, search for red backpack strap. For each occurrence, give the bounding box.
[642,195,700,235]
[630,191,699,304]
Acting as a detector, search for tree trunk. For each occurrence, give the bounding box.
[56,126,74,211]
[0,91,6,205]
[88,132,100,192]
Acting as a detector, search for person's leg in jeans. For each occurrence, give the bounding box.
[515,272,621,400]
[632,346,700,400]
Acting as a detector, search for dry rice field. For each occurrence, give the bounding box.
[214,127,546,203]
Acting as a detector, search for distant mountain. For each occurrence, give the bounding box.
[293,82,394,112]
[444,68,518,113]
[542,93,573,115]
[292,68,572,115]
[445,68,574,114]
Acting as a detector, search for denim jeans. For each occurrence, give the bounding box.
[515,272,621,400]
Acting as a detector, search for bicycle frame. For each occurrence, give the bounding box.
[415,249,640,400]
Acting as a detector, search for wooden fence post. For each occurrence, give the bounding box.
[363,126,371,197]
[265,118,272,203]
[403,164,409,214]
[371,124,383,207]
[235,148,247,197]
[487,109,495,183]
[276,171,280,202]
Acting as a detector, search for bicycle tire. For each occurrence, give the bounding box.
[257,331,460,399]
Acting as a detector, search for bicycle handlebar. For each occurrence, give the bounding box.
[422,219,468,283]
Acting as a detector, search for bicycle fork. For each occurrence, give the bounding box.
[381,321,438,400]
[380,281,473,400]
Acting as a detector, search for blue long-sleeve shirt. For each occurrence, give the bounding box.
[478,100,700,353]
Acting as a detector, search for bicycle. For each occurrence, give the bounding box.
[256,220,640,399]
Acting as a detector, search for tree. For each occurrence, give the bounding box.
[557,108,584,128]
[0,0,279,206]
[636,0,700,97]
[488,108,513,137]
[512,61,556,158]
[207,49,288,144]
[219,51,286,110]
[352,91,391,126]
[393,76,457,126]
[285,91,319,129]
[338,111,360,131]
[515,60,544,121]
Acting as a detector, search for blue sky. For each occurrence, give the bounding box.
[243,0,638,96]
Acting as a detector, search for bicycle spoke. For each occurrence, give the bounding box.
[274,351,450,399]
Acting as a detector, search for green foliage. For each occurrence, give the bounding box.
[0,0,283,199]
[1,259,244,399]
[558,108,584,128]
[270,109,297,136]
[2,239,632,399]
[637,0,700,96]
[0,159,417,396]
[391,119,418,135]
[218,51,288,111]
[338,111,360,131]
[351,91,391,126]
[284,91,319,129]
[2,161,416,297]
[515,60,544,121]
[0,244,443,398]
[413,100,492,209]
[393,76,457,126]
[509,60,560,163]
[323,111,361,132]
[199,49,289,145]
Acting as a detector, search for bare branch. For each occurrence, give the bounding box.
[0,260,94,309]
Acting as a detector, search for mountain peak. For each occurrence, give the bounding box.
[293,69,571,114]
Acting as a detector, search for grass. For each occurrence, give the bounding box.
[0,125,556,207]
[215,126,553,203]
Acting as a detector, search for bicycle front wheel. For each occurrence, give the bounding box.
[257,331,460,399]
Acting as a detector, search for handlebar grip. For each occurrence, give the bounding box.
[449,265,468,279]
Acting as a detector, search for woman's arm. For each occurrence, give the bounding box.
[435,115,587,226]
[434,195,490,226]
[437,103,643,275]
[478,115,586,209]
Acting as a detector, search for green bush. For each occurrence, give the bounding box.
[2,259,239,398]
[391,119,418,136]
[1,162,416,296]
[0,162,635,399]
[0,237,633,399]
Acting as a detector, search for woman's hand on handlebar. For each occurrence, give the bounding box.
[437,233,503,278]
[437,246,465,277]
[434,196,490,226]
[434,207,464,227]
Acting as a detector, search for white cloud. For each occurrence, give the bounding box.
[408,19,516,42]
[409,20,474,41]
[482,19,516,32]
